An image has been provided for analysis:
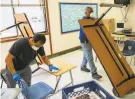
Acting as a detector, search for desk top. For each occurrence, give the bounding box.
[1,88,21,99]
[113,31,135,37]
[39,59,76,76]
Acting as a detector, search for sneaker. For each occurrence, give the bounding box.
[92,73,102,80]
[81,67,90,72]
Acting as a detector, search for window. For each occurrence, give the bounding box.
[0,7,17,38]
[15,7,46,33]
[0,0,48,39]
[0,0,11,4]
[19,0,40,5]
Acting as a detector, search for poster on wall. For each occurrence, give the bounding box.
[59,3,98,34]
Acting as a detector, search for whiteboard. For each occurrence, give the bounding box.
[59,3,98,33]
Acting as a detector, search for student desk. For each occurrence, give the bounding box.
[113,31,135,37]
[112,31,135,45]
[39,59,76,93]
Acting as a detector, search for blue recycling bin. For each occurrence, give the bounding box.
[62,80,115,99]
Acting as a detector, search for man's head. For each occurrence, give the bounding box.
[85,7,93,18]
[32,34,46,48]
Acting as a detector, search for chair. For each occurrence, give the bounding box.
[18,79,53,99]
[111,34,126,45]
[122,40,135,65]
[0,68,23,88]
[0,69,7,88]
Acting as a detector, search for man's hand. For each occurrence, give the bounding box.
[13,73,21,81]
[49,64,59,71]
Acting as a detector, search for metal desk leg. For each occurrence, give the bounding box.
[56,76,60,91]
[69,70,74,86]
[1,79,4,88]
[32,67,40,74]
[54,76,61,93]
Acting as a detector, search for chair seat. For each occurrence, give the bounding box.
[27,82,53,99]
[122,51,135,56]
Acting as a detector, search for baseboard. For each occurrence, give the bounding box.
[48,46,81,59]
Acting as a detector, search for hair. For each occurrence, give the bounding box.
[85,7,93,12]
[33,34,46,44]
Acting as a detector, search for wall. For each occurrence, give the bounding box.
[126,0,135,31]
[48,0,123,54]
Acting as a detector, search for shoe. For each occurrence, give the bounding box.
[92,73,102,80]
[81,67,90,72]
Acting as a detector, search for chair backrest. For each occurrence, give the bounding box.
[123,40,135,53]
[15,13,44,64]
[15,13,35,37]
[0,69,8,85]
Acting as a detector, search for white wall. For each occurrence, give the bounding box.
[48,0,123,54]
[1,41,15,69]
[126,0,135,31]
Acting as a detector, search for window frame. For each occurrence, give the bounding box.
[0,0,49,42]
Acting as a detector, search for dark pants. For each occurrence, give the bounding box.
[3,66,32,88]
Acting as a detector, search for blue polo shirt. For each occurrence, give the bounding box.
[79,16,94,43]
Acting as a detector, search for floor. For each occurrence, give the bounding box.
[1,48,135,99]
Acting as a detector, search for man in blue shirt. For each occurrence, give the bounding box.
[79,7,102,80]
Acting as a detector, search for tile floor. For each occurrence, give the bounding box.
[1,49,135,99]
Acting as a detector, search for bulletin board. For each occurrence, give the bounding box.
[59,3,98,34]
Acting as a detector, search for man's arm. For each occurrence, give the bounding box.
[40,55,59,71]
[37,47,51,66]
[38,47,59,71]
[5,53,16,74]
[41,55,51,66]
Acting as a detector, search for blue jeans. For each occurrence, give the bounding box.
[81,42,97,74]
